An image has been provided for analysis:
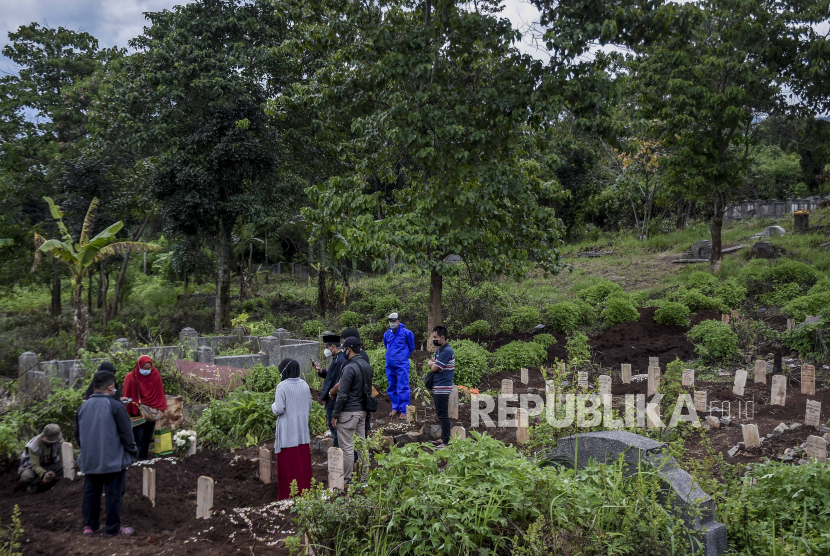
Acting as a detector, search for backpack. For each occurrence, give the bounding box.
[357,358,378,413]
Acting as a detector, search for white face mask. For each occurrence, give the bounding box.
[389,322,399,330]
[323,348,332,358]
[139,368,151,376]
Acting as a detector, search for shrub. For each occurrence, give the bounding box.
[565,331,591,365]
[781,290,830,322]
[686,320,740,363]
[768,260,820,286]
[338,310,362,329]
[685,271,717,293]
[654,302,690,327]
[573,299,596,325]
[450,340,490,387]
[546,302,581,333]
[366,347,389,391]
[809,279,830,295]
[460,320,490,336]
[373,294,401,319]
[492,340,547,371]
[600,297,640,327]
[575,279,623,306]
[758,282,805,307]
[532,334,556,348]
[713,278,747,309]
[782,320,828,358]
[301,319,325,338]
[244,364,282,393]
[501,306,542,333]
[683,290,727,313]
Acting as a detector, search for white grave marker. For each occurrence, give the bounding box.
[516,408,529,444]
[733,369,748,397]
[142,467,156,508]
[196,476,214,519]
[327,447,344,490]
[682,369,695,387]
[448,385,459,419]
[771,375,787,406]
[501,379,513,396]
[722,314,730,324]
[259,446,272,485]
[520,368,529,384]
[60,442,75,481]
[694,391,707,413]
[450,426,466,440]
[806,435,827,462]
[621,363,631,384]
[648,356,659,368]
[648,366,661,398]
[741,424,761,448]
[754,360,767,384]
[802,365,816,396]
[805,400,821,429]
[577,372,588,389]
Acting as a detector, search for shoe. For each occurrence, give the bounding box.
[433,443,448,450]
[27,484,37,493]
[430,439,443,446]
[83,526,100,536]
[104,526,134,537]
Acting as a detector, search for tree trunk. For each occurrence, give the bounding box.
[215,227,231,330]
[74,281,88,353]
[215,232,225,332]
[426,269,442,353]
[184,271,189,297]
[50,258,61,316]
[87,270,94,315]
[249,243,253,274]
[710,198,724,275]
[143,250,147,274]
[109,253,130,319]
[97,261,105,309]
[317,267,330,315]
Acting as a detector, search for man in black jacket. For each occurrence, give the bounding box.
[314,333,347,447]
[340,328,372,437]
[331,337,373,483]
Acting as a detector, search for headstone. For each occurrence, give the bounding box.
[17,351,39,394]
[805,400,821,428]
[60,442,75,481]
[733,369,748,397]
[598,375,612,398]
[520,368,529,384]
[186,433,198,457]
[721,314,730,324]
[731,309,739,319]
[648,356,659,368]
[272,328,290,345]
[450,426,466,440]
[806,435,827,462]
[179,327,199,350]
[682,369,694,387]
[694,391,707,413]
[501,379,513,395]
[448,385,459,419]
[648,366,660,397]
[406,406,417,423]
[196,476,214,519]
[621,363,631,384]
[259,447,272,484]
[646,404,661,429]
[787,318,795,331]
[771,375,787,406]
[516,408,529,444]
[741,424,761,448]
[754,360,767,384]
[577,372,588,388]
[801,365,816,396]
[196,346,215,364]
[232,326,245,340]
[142,467,156,507]
[690,240,711,259]
[112,338,130,353]
[545,380,556,395]
[327,447,344,489]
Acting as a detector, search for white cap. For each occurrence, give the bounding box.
[387,312,399,320]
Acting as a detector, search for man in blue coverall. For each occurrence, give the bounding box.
[383,312,415,419]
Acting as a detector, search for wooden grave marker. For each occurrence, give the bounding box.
[406,405,417,423]
[450,426,466,440]
[802,365,816,396]
[196,476,214,519]
[259,446,272,485]
[648,366,661,398]
[694,391,707,413]
[805,400,821,429]
[771,375,787,406]
[501,379,513,396]
[448,385,459,419]
[520,368,529,384]
[741,424,761,448]
[60,442,75,481]
[646,403,661,429]
[598,375,612,402]
[577,372,588,389]
[142,467,156,508]
[806,435,827,462]
[621,363,631,384]
[327,447,344,490]
[722,314,730,324]
[733,369,748,397]
[516,408,529,444]
[754,360,767,384]
[682,369,695,387]
[787,318,795,331]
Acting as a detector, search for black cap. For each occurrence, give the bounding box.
[322,334,341,344]
[342,337,361,351]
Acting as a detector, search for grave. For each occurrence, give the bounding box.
[61,442,75,481]
[196,476,214,519]
[448,386,459,419]
[721,314,730,324]
[520,368,529,384]
[771,375,787,406]
[806,435,827,462]
[450,426,466,440]
[549,431,727,555]
[598,375,612,400]
[648,366,661,397]
[621,363,632,384]
[801,365,815,396]
[406,406,417,423]
[748,241,777,259]
[501,379,513,396]
[732,369,747,397]
[516,408,529,444]
[259,447,272,484]
[327,447,344,489]
[577,372,588,388]
[143,468,156,508]
[741,424,761,448]
[649,356,660,367]
[754,360,767,384]
[805,400,821,428]
[682,369,695,387]
[694,391,707,413]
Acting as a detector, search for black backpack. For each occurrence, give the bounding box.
[357,359,378,413]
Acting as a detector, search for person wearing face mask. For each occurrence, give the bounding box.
[382,312,415,420]
[331,337,373,483]
[271,358,313,500]
[313,333,347,447]
[121,355,167,460]
[83,361,121,400]
[426,326,455,448]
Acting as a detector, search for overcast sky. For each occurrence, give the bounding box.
[0,0,547,76]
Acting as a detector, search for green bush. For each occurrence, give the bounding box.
[338,310,362,329]
[574,279,623,306]
[372,294,401,319]
[781,319,828,359]
[682,290,727,313]
[686,320,740,363]
[301,319,325,338]
[449,340,490,387]
[573,299,596,325]
[565,331,591,365]
[654,302,690,326]
[809,279,830,295]
[713,278,747,309]
[244,364,282,393]
[366,347,389,391]
[758,282,805,307]
[532,334,556,348]
[600,296,640,327]
[546,302,581,333]
[781,291,830,322]
[740,258,821,290]
[684,271,717,293]
[492,340,547,371]
[460,319,490,336]
[501,306,542,333]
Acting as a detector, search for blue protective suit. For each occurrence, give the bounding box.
[383,323,415,413]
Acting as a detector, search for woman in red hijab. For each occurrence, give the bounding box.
[122,356,167,460]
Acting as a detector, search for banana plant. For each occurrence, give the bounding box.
[31,197,161,352]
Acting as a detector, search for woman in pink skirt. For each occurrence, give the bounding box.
[271,358,313,500]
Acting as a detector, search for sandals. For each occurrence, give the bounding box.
[82,526,100,536]
[104,526,135,537]
[389,410,399,417]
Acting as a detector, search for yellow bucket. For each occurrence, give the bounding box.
[153,427,174,456]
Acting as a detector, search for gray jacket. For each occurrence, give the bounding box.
[332,355,373,420]
[74,393,137,474]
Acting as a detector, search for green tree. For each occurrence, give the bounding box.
[31,197,160,351]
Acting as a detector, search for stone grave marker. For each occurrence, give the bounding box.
[545,380,556,395]
[327,447,344,489]
[787,318,795,331]
[196,476,214,519]
[621,363,631,384]
[741,424,761,448]
[682,369,694,387]
[694,391,707,413]
[520,368,529,384]
[721,314,730,324]
[731,309,739,319]
[406,405,417,423]
[646,403,661,429]
[577,372,588,388]
[516,408,529,443]
[806,435,827,463]
[186,433,198,457]
[754,360,767,384]
[448,385,459,419]
[142,467,156,508]
[61,442,75,481]
[802,365,816,396]
[598,375,612,402]
[649,356,659,368]
[259,446,272,484]
[450,426,466,440]
[648,366,661,397]
[733,369,748,397]
[805,400,821,428]
[771,375,787,406]
[501,379,513,396]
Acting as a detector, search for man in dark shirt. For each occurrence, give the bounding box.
[331,337,373,483]
[314,333,347,447]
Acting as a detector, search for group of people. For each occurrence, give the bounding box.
[16,313,456,536]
